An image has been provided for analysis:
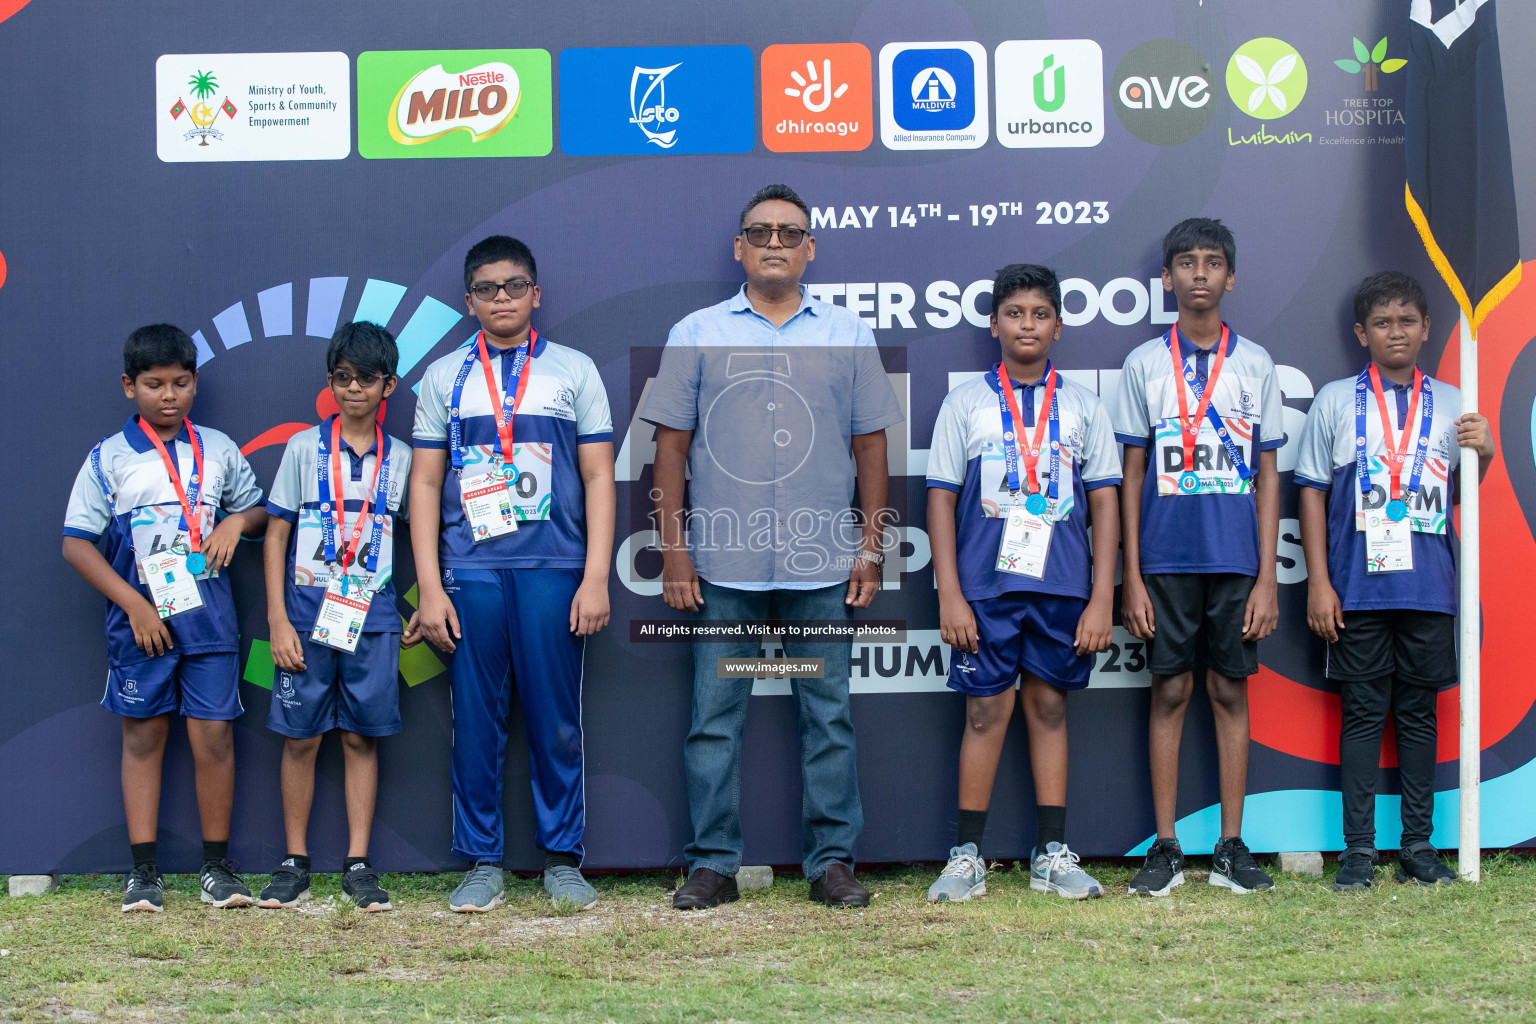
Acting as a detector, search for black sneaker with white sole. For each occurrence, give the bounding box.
[1129,838,1186,896]
[1395,843,1458,886]
[342,861,392,912]
[1210,837,1274,893]
[258,858,311,909]
[122,864,164,913]
[200,858,254,908]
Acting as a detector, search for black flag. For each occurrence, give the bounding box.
[1405,0,1522,333]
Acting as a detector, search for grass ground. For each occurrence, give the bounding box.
[2,854,1534,1023]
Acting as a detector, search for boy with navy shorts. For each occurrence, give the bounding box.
[63,324,267,912]
[1113,218,1282,896]
[1296,272,1493,890]
[258,322,412,912]
[925,265,1120,903]
[409,236,616,912]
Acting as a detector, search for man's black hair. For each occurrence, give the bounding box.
[739,183,812,232]
[992,264,1062,317]
[1162,217,1237,272]
[123,324,197,380]
[328,321,399,378]
[1353,271,1429,326]
[464,235,537,290]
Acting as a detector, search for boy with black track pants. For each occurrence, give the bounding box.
[1296,272,1493,890]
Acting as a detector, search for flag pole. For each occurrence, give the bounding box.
[1458,308,1481,882]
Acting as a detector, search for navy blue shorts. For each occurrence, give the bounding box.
[268,632,401,739]
[103,651,242,720]
[946,592,1091,695]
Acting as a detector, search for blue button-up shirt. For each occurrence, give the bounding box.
[641,285,903,590]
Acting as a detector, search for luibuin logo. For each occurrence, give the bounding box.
[1334,36,1405,92]
[1033,54,1064,113]
[629,63,681,148]
[1225,38,1307,119]
[169,69,237,146]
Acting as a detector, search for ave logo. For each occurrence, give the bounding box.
[995,39,1104,148]
[761,43,872,152]
[1112,39,1217,145]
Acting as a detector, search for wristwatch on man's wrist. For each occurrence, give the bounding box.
[855,549,884,567]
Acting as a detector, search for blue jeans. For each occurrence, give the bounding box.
[683,580,863,881]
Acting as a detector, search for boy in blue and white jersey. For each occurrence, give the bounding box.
[257,322,412,913]
[62,324,267,912]
[1111,218,1283,897]
[409,235,616,913]
[925,264,1120,903]
[1295,272,1493,891]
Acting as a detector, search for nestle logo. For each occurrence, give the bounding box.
[459,70,504,87]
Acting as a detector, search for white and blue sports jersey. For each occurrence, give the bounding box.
[1294,370,1461,614]
[266,422,412,634]
[927,369,1120,601]
[413,332,612,569]
[63,416,264,666]
[1109,328,1284,576]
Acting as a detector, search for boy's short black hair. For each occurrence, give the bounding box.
[1353,271,1429,325]
[1162,217,1237,272]
[992,264,1062,317]
[739,183,812,232]
[123,324,197,380]
[464,235,537,290]
[328,321,399,378]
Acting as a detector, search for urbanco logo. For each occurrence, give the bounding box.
[357,49,551,159]
[1112,39,1216,145]
[1225,37,1307,119]
[995,39,1103,148]
[879,42,988,150]
[761,43,872,152]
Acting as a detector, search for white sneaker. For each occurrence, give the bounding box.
[927,843,987,903]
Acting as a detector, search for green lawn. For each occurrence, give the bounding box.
[3,855,1534,1023]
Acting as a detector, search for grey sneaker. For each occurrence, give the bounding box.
[927,843,986,903]
[1030,842,1102,899]
[449,862,505,913]
[543,864,598,909]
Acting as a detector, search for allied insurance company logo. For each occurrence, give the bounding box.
[357,49,552,159]
[761,43,872,152]
[559,46,755,156]
[878,42,988,150]
[994,39,1103,148]
[1111,39,1215,146]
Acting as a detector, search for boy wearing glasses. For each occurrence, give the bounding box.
[410,235,616,912]
[258,322,412,912]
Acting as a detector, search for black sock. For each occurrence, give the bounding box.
[957,809,988,850]
[544,850,579,870]
[203,840,229,865]
[130,842,157,869]
[284,853,311,871]
[342,856,368,873]
[1036,805,1067,850]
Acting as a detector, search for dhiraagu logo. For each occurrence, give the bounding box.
[357,49,552,159]
[1225,38,1307,119]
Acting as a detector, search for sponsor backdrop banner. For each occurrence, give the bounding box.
[2,0,1535,872]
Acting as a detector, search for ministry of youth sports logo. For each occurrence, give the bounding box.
[630,63,681,148]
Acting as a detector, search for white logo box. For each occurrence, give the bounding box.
[156,52,351,162]
[878,41,989,151]
[995,39,1104,149]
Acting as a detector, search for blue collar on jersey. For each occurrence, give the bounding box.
[121,415,192,454]
[1172,325,1240,361]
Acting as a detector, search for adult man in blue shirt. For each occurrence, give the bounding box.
[642,184,903,910]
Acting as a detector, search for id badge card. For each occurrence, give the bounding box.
[1364,518,1413,574]
[311,575,372,652]
[460,469,519,542]
[995,505,1054,579]
[139,549,204,618]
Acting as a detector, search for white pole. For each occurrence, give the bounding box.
[1457,308,1481,882]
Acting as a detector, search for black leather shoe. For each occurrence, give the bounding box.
[672,867,739,910]
[810,862,870,908]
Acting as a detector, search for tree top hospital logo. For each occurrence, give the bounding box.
[1226,37,1308,119]
[761,43,872,153]
[559,46,754,156]
[357,49,551,159]
[995,39,1103,149]
[1112,39,1216,146]
[879,42,987,150]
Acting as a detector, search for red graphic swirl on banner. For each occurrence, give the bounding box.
[1251,260,1536,766]
[0,1,33,24]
